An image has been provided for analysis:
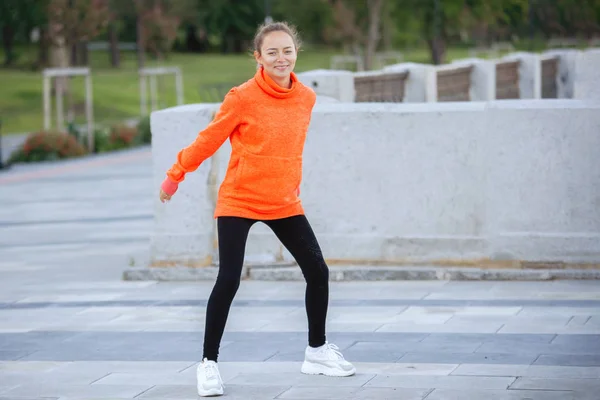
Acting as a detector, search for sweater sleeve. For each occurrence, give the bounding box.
[162,89,242,193]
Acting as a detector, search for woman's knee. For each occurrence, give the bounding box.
[304,260,329,287]
[214,274,241,296]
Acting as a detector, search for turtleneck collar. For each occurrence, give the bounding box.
[254,66,298,99]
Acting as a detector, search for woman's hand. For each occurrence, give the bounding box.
[159,189,172,203]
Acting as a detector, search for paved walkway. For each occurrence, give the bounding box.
[1,147,599,399]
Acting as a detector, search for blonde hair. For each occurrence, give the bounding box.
[253,21,302,55]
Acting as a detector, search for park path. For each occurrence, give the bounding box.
[1,146,600,399]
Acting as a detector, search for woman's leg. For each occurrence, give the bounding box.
[264,215,329,348]
[203,216,255,361]
[264,214,355,377]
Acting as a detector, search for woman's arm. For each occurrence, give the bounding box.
[161,88,242,196]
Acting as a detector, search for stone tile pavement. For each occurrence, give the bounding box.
[0,147,599,399]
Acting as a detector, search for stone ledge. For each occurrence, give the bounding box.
[123,265,600,281]
[123,266,246,281]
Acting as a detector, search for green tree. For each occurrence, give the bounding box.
[194,0,265,53]
[0,0,43,66]
[394,0,529,65]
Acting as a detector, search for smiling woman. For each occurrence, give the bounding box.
[252,22,302,89]
[158,20,355,398]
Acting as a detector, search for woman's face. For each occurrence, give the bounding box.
[255,31,297,82]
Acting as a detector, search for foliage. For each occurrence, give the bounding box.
[132,0,196,59]
[193,0,266,53]
[47,0,110,47]
[532,0,600,38]
[136,115,151,144]
[0,0,46,66]
[105,124,138,150]
[8,130,87,163]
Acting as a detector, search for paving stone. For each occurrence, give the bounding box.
[399,352,538,365]
[0,361,62,372]
[476,341,599,355]
[0,367,110,386]
[421,333,555,345]
[401,306,522,316]
[551,334,600,346]
[498,323,600,334]
[136,384,291,399]
[2,383,152,398]
[216,341,281,362]
[277,386,431,399]
[451,364,600,379]
[509,377,600,391]
[92,372,194,386]
[225,372,375,387]
[354,362,458,376]
[533,354,600,367]
[0,331,78,351]
[0,397,59,400]
[377,322,503,334]
[567,316,592,326]
[424,388,587,400]
[364,375,515,389]
[349,340,481,354]
[0,386,21,396]
[0,351,31,361]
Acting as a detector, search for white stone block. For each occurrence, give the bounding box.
[296,69,354,102]
[451,58,496,101]
[543,49,581,98]
[501,52,542,98]
[384,63,437,102]
[573,48,600,100]
[150,104,220,266]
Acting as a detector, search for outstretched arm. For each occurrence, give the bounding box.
[161,88,242,197]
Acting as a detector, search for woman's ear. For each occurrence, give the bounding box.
[253,50,261,64]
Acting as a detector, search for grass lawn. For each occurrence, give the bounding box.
[0,45,484,135]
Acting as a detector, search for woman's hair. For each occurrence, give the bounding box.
[253,21,302,55]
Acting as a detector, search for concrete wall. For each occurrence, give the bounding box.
[150,100,600,267]
[297,48,600,104]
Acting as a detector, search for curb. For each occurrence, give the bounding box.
[123,265,600,281]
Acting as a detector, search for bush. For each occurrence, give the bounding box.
[136,115,151,144]
[8,131,87,164]
[104,125,139,151]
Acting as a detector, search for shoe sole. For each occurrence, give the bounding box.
[197,387,223,397]
[301,361,356,377]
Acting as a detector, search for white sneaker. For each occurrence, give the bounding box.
[197,358,224,397]
[301,342,356,377]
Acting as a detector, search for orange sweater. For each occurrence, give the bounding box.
[161,67,317,220]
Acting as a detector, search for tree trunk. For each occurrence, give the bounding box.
[136,15,145,69]
[50,30,69,132]
[364,0,384,70]
[109,23,120,68]
[427,36,446,65]
[38,27,50,67]
[2,25,15,66]
[428,0,446,65]
[80,41,89,65]
[70,42,78,66]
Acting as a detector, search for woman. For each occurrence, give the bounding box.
[159,21,355,397]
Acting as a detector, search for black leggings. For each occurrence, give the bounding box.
[203,214,330,361]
